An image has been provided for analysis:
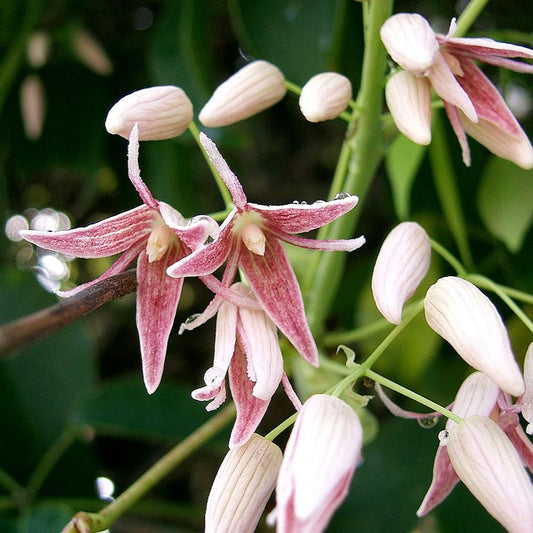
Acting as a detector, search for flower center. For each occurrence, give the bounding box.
[232,210,267,256]
[146,225,174,262]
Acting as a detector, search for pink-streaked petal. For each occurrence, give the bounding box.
[136,246,184,394]
[228,341,270,449]
[213,300,238,375]
[498,410,533,473]
[192,378,227,411]
[240,237,318,366]
[21,205,154,258]
[56,240,146,297]
[444,102,471,166]
[274,230,366,252]
[199,133,247,209]
[281,373,303,411]
[375,383,442,421]
[128,124,158,209]
[428,52,477,122]
[417,444,459,516]
[250,194,358,234]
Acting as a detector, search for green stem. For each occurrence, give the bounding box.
[364,368,462,424]
[303,0,393,337]
[0,468,24,498]
[264,411,298,443]
[430,238,467,277]
[454,0,491,37]
[76,403,235,532]
[429,112,475,271]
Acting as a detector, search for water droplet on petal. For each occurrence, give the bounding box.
[184,313,201,324]
[418,416,439,429]
[438,429,449,446]
[313,199,326,204]
[334,192,350,200]
[292,200,299,204]
[204,366,225,387]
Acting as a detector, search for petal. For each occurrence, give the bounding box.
[380,13,440,73]
[385,71,432,145]
[250,194,358,234]
[371,221,431,324]
[443,102,471,166]
[521,342,533,433]
[240,237,318,366]
[199,133,247,209]
[21,205,153,258]
[498,410,533,472]
[276,230,365,252]
[213,299,238,376]
[136,246,184,394]
[424,277,524,396]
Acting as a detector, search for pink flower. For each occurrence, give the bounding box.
[272,394,363,533]
[191,282,297,448]
[21,124,219,394]
[167,133,365,366]
[381,13,533,168]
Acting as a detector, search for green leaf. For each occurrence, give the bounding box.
[385,134,426,220]
[477,157,533,252]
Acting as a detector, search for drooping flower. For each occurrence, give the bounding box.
[271,394,363,533]
[299,72,352,123]
[199,60,287,127]
[371,221,431,324]
[205,434,282,533]
[167,133,365,366]
[192,282,296,448]
[21,124,219,394]
[447,415,533,532]
[380,13,533,168]
[424,276,524,396]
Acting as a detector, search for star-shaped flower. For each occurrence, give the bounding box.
[381,13,533,168]
[167,133,365,366]
[21,124,219,393]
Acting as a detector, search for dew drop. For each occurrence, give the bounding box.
[418,416,438,429]
[184,313,201,324]
[333,192,350,200]
[438,429,449,446]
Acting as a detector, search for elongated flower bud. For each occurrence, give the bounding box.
[522,342,533,434]
[447,416,533,532]
[199,60,286,127]
[20,74,46,140]
[205,434,282,533]
[274,394,362,533]
[424,277,524,396]
[105,86,193,140]
[299,72,352,122]
[372,221,431,324]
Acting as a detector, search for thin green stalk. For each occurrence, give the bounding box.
[454,0,491,37]
[0,469,24,498]
[429,112,475,271]
[264,411,298,443]
[429,238,467,277]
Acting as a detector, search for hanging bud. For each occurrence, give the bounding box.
[71,28,113,76]
[371,221,431,324]
[521,342,533,434]
[424,277,524,396]
[199,60,286,127]
[19,74,46,140]
[26,31,50,69]
[273,394,363,533]
[447,415,533,532]
[205,434,282,533]
[299,72,352,122]
[105,86,193,141]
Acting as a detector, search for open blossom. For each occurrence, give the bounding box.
[21,124,218,394]
[424,276,524,396]
[167,133,365,366]
[381,13,533,168]
[272,394,363,533]
[205,434,282,533]
[371,221,431,324]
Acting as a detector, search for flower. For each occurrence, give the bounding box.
[447,415,533,532]
[105,86,193,140]
[521,342,533,434]
[191,282,290,448]
[167,133,365,366]
[371,221,431,324]
[424,276,524,396]
[205,433,282,533]
[380,13,533,168]
[199,60,287,127]
[21,124,219,394]
[272,394,363,533]
[299,72,352,122]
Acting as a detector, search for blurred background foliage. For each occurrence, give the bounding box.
[1,0,532,531]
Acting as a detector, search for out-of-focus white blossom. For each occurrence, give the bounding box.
[371,221,431,324]
[205,434,282,533]
[105,86,193,141]
[26,31,50,69]
[424,276,524,396]
[19,74,46,140]
[299,72,352,122]
[447,415,533,532]
[72,28,113,76]
[199,60,286,127]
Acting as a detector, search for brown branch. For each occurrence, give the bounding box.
[0,270,137,358]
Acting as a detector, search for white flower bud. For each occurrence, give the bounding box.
[26,31,50,69]
[424,277,524,396]
[371,222,431,324]
[205,434,282,533]
[19,74,46,140]
[105,86,193,140]
[447,416,533,532]
[199,60,286,127]
[385,71,432,145]
[521,342,533,434]
[299,72,352,122]
[71,28,113,76]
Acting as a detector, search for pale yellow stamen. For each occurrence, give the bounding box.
[240,223,266,255]
[146,225,174,262]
